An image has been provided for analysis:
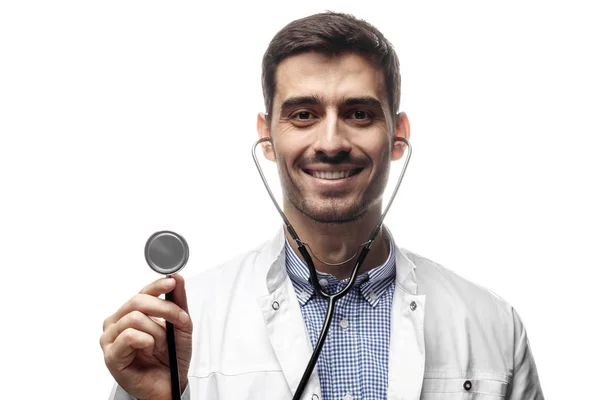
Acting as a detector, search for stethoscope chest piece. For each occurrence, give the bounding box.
[144,230,189,275]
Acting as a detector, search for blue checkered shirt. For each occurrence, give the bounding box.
[285,239,396,400]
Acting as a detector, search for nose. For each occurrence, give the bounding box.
[312,113,352,157]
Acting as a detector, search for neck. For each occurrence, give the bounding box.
[283,205,390,280]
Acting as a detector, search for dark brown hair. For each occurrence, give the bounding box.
[261,12,401,120]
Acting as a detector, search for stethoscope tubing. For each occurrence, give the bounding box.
[251,135,412,399]
[166,289,182,400]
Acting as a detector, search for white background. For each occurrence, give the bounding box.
[1,1,598,398]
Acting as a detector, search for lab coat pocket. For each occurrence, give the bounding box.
[420,375,508,399]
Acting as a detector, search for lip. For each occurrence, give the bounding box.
[301,166,364,189]
[303,162,363,173]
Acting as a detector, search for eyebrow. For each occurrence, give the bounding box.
[280,95,321,116]
[279,95,384,116]
[342,96,384,110]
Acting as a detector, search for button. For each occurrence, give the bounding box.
[368,292,378,302]
[410,301,417,311]
[311,395,319,400]
[463,380,472,391]
[299,291,310,300]
[319,278,328,287]
[272,301,280,310]
[343,394,353,400]
[340,318,349,329]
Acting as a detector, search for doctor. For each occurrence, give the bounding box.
[100,12,544,400]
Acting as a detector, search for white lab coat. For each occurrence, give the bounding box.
[110,227,543,400]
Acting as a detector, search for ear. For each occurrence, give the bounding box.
[256,112,275,161]
[392,112,411,161]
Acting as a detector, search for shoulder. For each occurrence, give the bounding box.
[402,249,517,327]
[405,249,509,304]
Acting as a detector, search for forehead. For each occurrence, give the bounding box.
[273,52,387,110]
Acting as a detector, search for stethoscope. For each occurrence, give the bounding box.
[142,135,412,400]
[252,135,412,399]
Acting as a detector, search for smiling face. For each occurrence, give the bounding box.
[258,52,409,224]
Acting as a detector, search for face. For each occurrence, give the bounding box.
[258,52,409,224]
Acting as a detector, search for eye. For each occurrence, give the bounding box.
[295,111,312,120]
[351,110,368,119]
[288,110,318,126]
[346,109,373,124]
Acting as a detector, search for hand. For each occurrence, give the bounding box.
[100,274,193,400]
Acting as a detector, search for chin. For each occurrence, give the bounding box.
[298,201,368,224]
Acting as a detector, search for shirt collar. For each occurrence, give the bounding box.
[285,230,396,308]
[254,225,418,298]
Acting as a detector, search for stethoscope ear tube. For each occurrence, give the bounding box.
[252,135,412,399]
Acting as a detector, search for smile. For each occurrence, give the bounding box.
[304,168,363,180]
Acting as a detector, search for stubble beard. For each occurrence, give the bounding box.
[278,162,390,224]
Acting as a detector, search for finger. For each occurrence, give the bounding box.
[101,310,167,350]
[140,276,177,297]
[170,274,189,315]
[104,328,155,372]
[103,278,177,330]
[108,293,191,332]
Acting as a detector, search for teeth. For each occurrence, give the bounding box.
[312,170,352,180]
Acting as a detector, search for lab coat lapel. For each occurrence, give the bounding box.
[387,247,427,400]
[256,229,321,399]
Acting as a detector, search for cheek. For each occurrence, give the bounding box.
[360,136,392,164]
[272,144,298,174]
[274,139,310,168]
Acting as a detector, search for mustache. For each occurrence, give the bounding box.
[302,151,366,165]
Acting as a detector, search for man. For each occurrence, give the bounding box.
[101,12,544,400]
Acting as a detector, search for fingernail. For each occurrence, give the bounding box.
[179,311,189,324]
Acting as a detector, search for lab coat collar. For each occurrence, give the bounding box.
[255,225,287,295]
[255,226,320,397]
